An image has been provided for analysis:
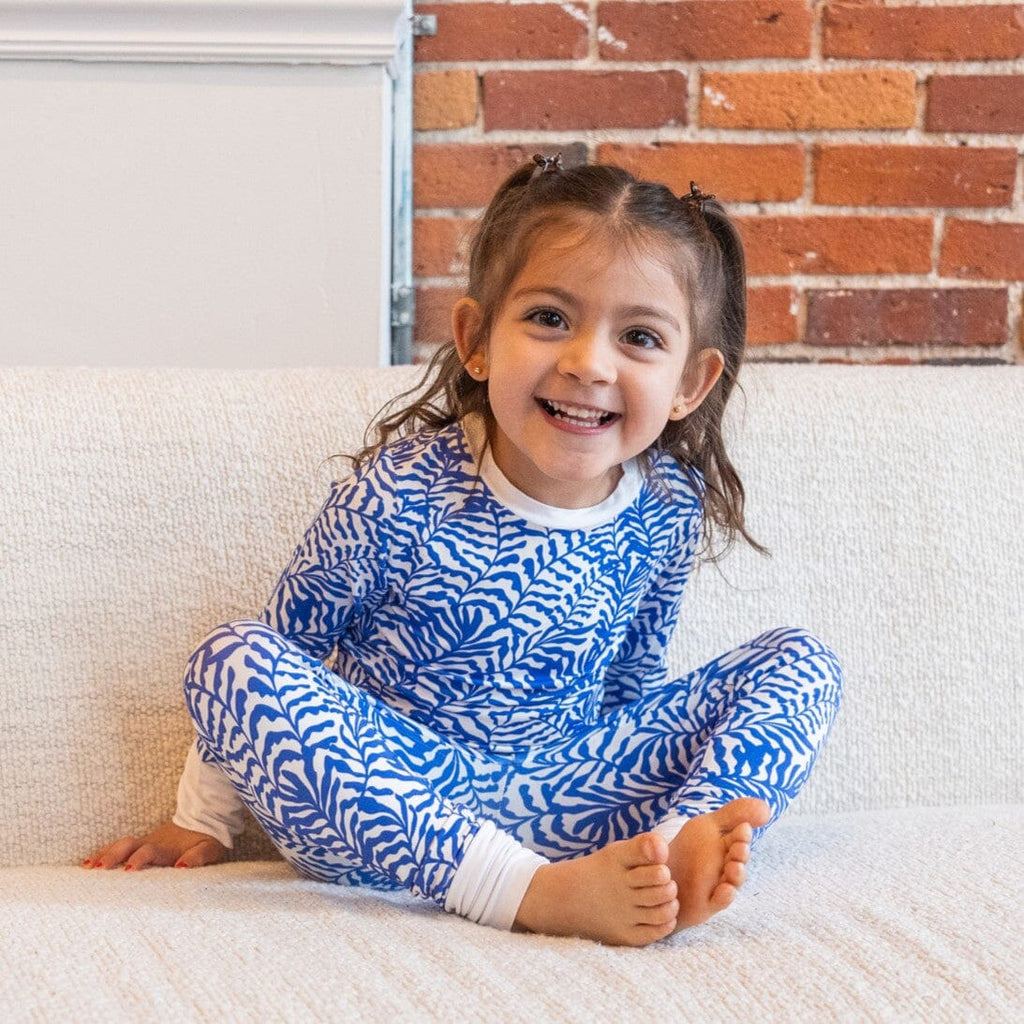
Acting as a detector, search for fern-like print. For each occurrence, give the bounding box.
[183,423,842,906]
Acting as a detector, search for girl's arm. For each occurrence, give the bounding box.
[86,476,391,871]
[260,476,391,659]
[153,475,393,858]
[600,514,702,714]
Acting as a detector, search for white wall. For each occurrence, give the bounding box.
[0,1,404,367]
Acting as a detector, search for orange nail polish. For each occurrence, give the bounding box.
[174,860,188,868]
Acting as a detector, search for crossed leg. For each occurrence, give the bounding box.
[504,628,842,943]
[182,619,498,902]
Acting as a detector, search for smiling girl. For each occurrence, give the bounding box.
[86,157,842,947]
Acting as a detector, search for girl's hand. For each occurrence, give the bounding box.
[82,821,228,871]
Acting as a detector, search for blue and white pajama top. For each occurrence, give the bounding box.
[175,416,702,845]
[176,415,842,922]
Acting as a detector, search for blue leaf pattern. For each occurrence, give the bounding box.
[182,423,842,907]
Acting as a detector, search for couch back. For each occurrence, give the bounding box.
[1,365,1021,867]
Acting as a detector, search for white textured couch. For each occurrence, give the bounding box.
[1,364,1021,1023]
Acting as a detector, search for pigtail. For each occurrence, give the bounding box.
[348,344,469,470]
[645,185,765,559]
[693,200,767,557]
[349,156,575,469]
[347,160,544,469]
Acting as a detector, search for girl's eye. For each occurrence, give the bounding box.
[623,328,663,350]
[527,308,567,330]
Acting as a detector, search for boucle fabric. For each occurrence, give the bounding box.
[0,365,1021,1022]
[1,365,1019,866]
[2,807,1020,1023]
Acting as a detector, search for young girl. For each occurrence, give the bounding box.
[85,157,842,947]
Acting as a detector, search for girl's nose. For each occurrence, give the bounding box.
[557,332,616,385]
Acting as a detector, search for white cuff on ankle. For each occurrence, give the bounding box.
[444,820,548,931]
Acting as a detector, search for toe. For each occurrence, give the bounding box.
[709,881,736,913]
[637,899,680,928]
[721,860,746,888]
[624,832,669,868]
[628,863,672,889]
[725,835,752,864]
[714,798,771,832]
[634,880,678,908]
[728,822,754,845]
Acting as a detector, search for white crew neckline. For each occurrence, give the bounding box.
[461,415,643,530]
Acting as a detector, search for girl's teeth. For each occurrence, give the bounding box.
[545,400,610,425]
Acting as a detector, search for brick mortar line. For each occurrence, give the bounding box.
[414,58,1024,74]
[810,0,823,63]
[1007,283,1024,352]
[413,205,1024,222]
[930,212,946,278]
[414,126,1024,148]
[793,278,808,346]
[686,56,702,127]
[584,0,598,62]
[802,133,815,219]
[744,344,1021,364]
[728,204,1022,219]
[414,273,1020,289]
[750,276,1018,289]
[914,71,927,131]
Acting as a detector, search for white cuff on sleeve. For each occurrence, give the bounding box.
[172,740,247,850]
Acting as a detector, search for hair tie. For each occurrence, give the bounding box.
[531,153,563,178]
[682,181,716,214]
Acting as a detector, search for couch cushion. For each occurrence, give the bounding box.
[1,806,1019,1021]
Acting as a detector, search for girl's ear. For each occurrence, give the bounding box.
[668,348,725,421]
[452,298,489,380]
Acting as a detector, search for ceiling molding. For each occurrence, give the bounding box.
[0,1,407,64]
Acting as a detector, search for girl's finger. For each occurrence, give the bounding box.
[175,839,227,869]
[124,843,174,872]
[86,837,139,869]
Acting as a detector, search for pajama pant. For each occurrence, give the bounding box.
[182,621,842,909]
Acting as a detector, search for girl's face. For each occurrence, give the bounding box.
[453,220,723,509]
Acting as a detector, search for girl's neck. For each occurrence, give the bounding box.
[461,414,641,530]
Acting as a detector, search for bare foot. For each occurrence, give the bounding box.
[513,833,679,947]
[667,797,771,931]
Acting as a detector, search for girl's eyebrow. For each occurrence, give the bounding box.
[512,287,681,332]
[620,305,681,332]
[511,285,578,306]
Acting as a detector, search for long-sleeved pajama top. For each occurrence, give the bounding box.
[175,415,703,847]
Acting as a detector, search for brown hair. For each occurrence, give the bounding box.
[355,159,764,557]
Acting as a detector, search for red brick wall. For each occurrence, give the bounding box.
[412,1,1024,364]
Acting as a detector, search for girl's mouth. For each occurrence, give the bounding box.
[539,399,618,428]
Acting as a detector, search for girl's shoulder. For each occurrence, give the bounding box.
[371,421,472,478]
[330,422,476,504]
[644,448,705,513]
